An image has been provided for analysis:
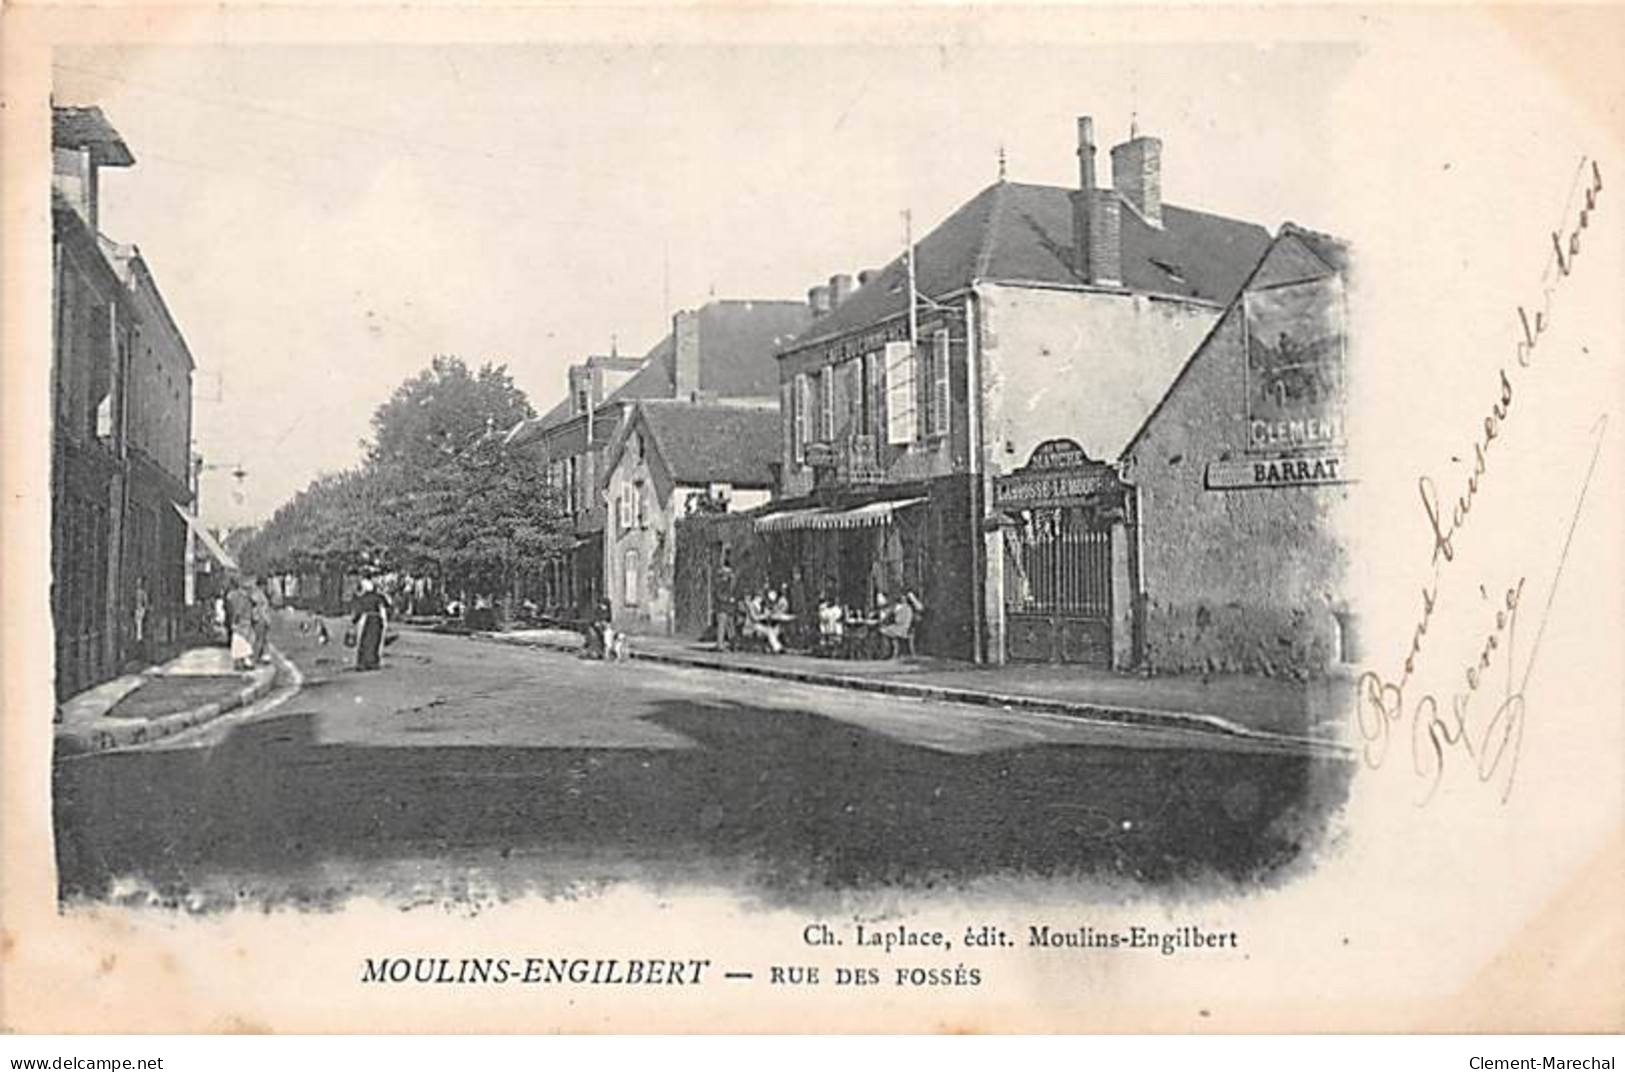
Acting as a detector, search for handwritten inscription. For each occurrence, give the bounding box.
[1357,160,1606,803]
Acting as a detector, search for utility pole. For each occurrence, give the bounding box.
[904,209,919,350]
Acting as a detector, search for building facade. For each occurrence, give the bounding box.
[50,106,198,699]
[769,115,1270,665]
[601,399,776,634]
[1120,224,1353,676]
[508,298,809,621]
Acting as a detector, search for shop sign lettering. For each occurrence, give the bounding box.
[1205,453,1350,490]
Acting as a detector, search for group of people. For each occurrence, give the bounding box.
[711,564,922,660]
[740,588,794,654]
[217,574,273,672]
[216,573,396,673]
[815,589,922,658]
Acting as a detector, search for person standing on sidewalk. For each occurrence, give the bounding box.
[249,576,273,666]
[225,575,255,671]
[131,576,150,661]
[712,559,737,651]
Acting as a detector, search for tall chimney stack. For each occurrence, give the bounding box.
[829,274,855,306]
[808,284,832,317]
[1076,115,1096,192]
[1071,115,1122,285]
[1111,132,1163,227]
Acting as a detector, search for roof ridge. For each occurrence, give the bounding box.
[973,181,1008,282]
[638,395,777,408]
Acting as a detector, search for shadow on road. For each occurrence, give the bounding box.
[54,695,1352,908]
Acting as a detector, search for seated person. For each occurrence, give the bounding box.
[766,588,791,619]
[879,589,918,654]
[816,596,845,647]
[744,591,785,654]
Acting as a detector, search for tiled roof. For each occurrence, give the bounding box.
[789,181,1271,348]
[1281,222,1351,275]
[609,299,811,403]
[627,399,781,488]
[52,106,135,166]
[509,300,807,448]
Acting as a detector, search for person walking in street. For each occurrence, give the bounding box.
[225,575,256,671]
[351,578,391,671]
[249,576,273,666]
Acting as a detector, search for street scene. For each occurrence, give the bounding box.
[55,616,1350,907]
[47,46,1358,906]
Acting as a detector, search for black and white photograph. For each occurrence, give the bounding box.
[44,40,1358,909]
[3,3,1622,1040]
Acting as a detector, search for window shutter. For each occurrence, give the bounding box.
[820,368,836,441]
[794,373,810,462]
[884,341,916,445]
[932,329,951,438]
[866,351,884,439]
[781,380,795,469]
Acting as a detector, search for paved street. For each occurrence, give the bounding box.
[54,618,1351,907]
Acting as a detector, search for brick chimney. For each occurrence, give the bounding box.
[829,274,855,306]
[808,284,832,317]
[1111,132,1162,227]
[673,309,701,400]
[1071,116,1122,285]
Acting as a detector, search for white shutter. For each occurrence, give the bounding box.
[794,373,810,462]
[885,341,916,445]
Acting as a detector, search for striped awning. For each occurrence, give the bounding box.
[172,502,239,570]
[754,497,926,533]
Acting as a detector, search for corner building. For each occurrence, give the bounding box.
[770,115,1269,665]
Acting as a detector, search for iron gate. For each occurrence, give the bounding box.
[1004,506,1113,665]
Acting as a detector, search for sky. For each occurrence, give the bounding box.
[53,40,1358,527]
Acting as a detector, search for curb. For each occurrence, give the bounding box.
[472,630,1353,760]
[54,647,287,759]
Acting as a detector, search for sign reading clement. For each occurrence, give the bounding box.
[994,439,1121,508]
[1243,275,1347,454]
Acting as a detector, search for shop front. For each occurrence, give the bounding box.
[749,476,976,659]
[993,439,1130,667]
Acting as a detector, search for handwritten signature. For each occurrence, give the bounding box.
[1356,159,1607,804]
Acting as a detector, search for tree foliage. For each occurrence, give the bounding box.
[240,356,568,594]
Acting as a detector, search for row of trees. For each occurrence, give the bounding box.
[239,356,572,601]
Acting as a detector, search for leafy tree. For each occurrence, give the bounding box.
[239,356,569,608]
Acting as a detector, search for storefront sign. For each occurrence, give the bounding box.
[1244,276,1347,454]
[804,442,837,469]
[995,470,1119,507]
[994,440,1120,508]
[1205,453,1350,490]
[1023,438,1092,471]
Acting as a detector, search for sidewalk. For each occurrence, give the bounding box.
[475,627,1354,754]
[55,642,282,758]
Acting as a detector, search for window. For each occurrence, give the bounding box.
[793,373,811,463]
[864,350,883,440]
[566,456,579,516]
[884,340,916,445]
[925,328,951,439]
[846,360,863,433]
[819,367,836,441]
[635,480,647,529]
[623,549,640,605]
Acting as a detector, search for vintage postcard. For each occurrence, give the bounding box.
[1,3,1621,1034]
